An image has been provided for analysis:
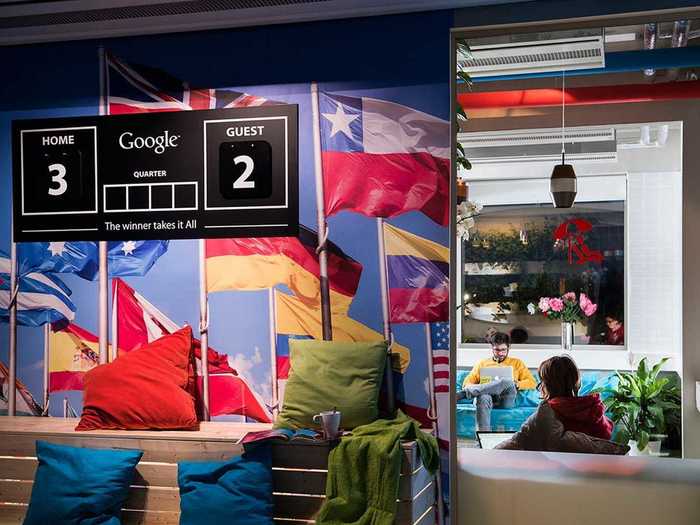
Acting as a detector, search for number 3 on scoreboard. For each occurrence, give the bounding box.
[47,163,68,196]
[233,155,255,189]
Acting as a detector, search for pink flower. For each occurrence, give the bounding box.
[563,292,576,303]
[549,298,564,312]
[580,293,598,317]
[538,297,551,313]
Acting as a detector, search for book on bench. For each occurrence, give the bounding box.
[241,427,323,444]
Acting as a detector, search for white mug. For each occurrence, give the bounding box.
[313,410,341,440]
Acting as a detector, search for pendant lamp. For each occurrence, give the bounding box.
[550,70,576,208]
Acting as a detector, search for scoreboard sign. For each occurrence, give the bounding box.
[12,105,298,241]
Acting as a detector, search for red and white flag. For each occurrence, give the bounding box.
[112,278,272,423]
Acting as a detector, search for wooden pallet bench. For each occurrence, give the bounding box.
[0,417,436,524]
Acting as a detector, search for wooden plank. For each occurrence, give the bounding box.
[124,486,180,513]
[0,504,180,525]
[396,481,435,525]
[0,480,31,505]
[131,463,178,488]
[0,503,25,524]
[0,434,243,463]
[122,510,180,525]
[271,442,332,470]
[273,468,326,495]
[273,493,324,520]
[414,505,436,525]
[0,457,36,481]
[0,417,271,442]
[271,440,421,473]
[0,458,179,488]
[398,466,434,501]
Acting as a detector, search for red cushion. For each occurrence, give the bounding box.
[76,327,199,431]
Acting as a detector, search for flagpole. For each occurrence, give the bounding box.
[310,81,332,340]
[268,288,279,418]
[98,46,109,365]
[43,324,50,414]
[376,217,395,413]
[198,239,210,421]
[424,322,445,525]
[8,239,17,416]
[111,280,118,361]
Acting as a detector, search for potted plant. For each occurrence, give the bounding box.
[595,357,681,455]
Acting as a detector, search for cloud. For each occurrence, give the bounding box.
[227,346,271,404]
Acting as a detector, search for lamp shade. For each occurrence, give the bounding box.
[550,163,577,208]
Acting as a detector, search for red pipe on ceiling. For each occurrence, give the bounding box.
[458,81,700,110]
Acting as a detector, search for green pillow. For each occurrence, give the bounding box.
[275,340,388,430]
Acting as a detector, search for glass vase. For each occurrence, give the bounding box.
[561,322,574,351]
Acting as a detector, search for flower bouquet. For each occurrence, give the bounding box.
[528,293,597,350]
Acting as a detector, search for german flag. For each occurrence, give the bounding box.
[49,322,101,392]
[206,226,362,312]
[275,291,410,374]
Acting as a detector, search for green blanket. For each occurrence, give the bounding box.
[316,410,439,525]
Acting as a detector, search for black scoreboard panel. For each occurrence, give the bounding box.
[12,105,298,241]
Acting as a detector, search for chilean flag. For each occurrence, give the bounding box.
[320,92,449,226]
[112,278,272,423]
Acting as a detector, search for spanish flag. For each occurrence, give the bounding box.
[384,223,449,323]
[49,322,101,392]
[206,226,362,312]
[275,291,410,374]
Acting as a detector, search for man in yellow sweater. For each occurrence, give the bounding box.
[458,332,536,431]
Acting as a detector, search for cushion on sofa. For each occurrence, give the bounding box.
[24,440,143,525]
[178,443,273,525]
[275,339,387,430]
[76,326,198,431]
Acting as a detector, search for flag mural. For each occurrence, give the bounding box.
[18,241,169,280]
[48,322,101,392]
[275,291,411,374]
[1,362,43,416]
[112,278,272,423]
[1,253,76,327]
[319,92,450,226]
[205,226,362,311]
[384,223,449,324]
[106,52,274,114]
[4,48,451,524]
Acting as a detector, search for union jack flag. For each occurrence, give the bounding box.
[106,52,276,115]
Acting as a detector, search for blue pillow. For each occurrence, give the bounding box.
[178,443,274,525]
[24,440,143,525]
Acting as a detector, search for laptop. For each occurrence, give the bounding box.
[476,431,516,449]
[479,366,514,384]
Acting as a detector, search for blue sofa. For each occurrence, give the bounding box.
[455,369,617,439]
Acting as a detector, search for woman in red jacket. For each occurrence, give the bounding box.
[496,355,620,452]
[540,355,613,440]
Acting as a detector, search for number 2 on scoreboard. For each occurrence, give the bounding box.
[233,155,255,189]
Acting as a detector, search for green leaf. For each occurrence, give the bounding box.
[637,357,648,380]
[637,430,650,451]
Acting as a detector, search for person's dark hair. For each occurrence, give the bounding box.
[509,327,528,344]
[538,355,580,399]
[491,332,510,347]
[605,308,624,323]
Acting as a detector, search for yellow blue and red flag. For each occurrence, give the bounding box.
[383,223,449,324]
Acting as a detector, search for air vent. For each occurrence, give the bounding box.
[459,35,606,78]
[459,127,617,165]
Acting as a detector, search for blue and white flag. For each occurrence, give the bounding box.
[107,240,169,277]
[18,242,99,280]
[0,253,76,327]
[17,240,168,280]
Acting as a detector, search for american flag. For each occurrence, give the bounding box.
[106,51,275,115]
[430,321,450,393]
